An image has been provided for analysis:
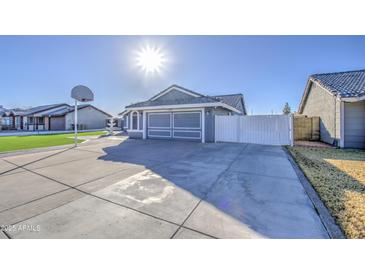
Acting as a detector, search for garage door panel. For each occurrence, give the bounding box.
[148,130,171,138]
[148,113,171,128]
[173,130,201,139]
[173,112,201,129]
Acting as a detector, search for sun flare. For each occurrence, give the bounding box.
[136,45,166,74]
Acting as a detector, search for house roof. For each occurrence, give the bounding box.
[311,69,365,98]
[122,85,246,115]
[298,69,365,113]
[213,94,246,114]
[1,103,112,118]
[126,96,219,108]
[149,84,204,100]
[44,104,112,117]
[19,103,69,116]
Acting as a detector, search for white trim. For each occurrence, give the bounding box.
[125,114,129,129]
[341,95,365,102]
[128,130,143,132]
[172,111,201,129]
[129,113,131,130]
[202,109,205,143]
[173,130,201,139]
[145,108,203,113]
[340,101,345,148]
[142,111,146,139]
[150,86,201,101]
[126,102,242,114]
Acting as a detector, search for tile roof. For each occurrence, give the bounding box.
[310,69,365,98]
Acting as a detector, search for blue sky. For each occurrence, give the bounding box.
[0,36,364,115]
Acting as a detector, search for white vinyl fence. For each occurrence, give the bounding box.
[215,115,293,146]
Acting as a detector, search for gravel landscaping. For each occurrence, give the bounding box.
[287,146,365,238]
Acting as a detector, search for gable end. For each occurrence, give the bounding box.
[150,85,202,101]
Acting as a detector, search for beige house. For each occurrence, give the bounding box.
[298,70,365,148]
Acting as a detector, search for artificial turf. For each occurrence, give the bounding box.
[0,131,107,153]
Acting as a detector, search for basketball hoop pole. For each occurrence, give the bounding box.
[74,99,78,147]
[71,85,94,148]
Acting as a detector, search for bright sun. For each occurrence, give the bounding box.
[136,45,166,74]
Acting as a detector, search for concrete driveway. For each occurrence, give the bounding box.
[0,137,329,239]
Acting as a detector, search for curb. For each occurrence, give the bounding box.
[283,147,345,239]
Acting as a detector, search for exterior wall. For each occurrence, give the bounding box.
[128,131,143,139]
[205,107,233,143]
[124,113,130,129]
[44,117,49,130]
[139,113,143,130]
[65,106,109,130]
[301,82,341,145]
[153,89,195,102]
[344,100,365,148]
[22,116,27,129]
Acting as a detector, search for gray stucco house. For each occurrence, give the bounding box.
[119,85,247,143]
[0,103,112,131]
[298,70,365,148]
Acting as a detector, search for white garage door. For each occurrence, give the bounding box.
[147,111,202,141]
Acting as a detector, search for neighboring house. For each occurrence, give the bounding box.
[119,84,247,143]
[298,69,365,149]
[0,103,112,131]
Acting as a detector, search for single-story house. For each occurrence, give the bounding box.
[298,69,365,149]
[0,103,112,131]
[119,84,247,143]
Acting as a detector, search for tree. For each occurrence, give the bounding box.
[282,102,291,114]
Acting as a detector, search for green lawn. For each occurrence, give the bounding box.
[0,131,107,153]
[287,146,365,238]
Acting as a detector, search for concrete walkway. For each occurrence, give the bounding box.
[0,137,329,238]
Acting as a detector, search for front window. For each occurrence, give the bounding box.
[132,112,138,130]
[38,117,44,124]
[1,117,12,126]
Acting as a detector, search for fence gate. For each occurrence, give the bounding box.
[215,115,293,146]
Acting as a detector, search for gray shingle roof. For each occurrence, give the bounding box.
[149,84,205,100]
[126,96,219,108]
[213,94,246,114]
[311,69,365,98]
[125,85,245,114]
[44,104,112,117]
[20,103,69,115]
